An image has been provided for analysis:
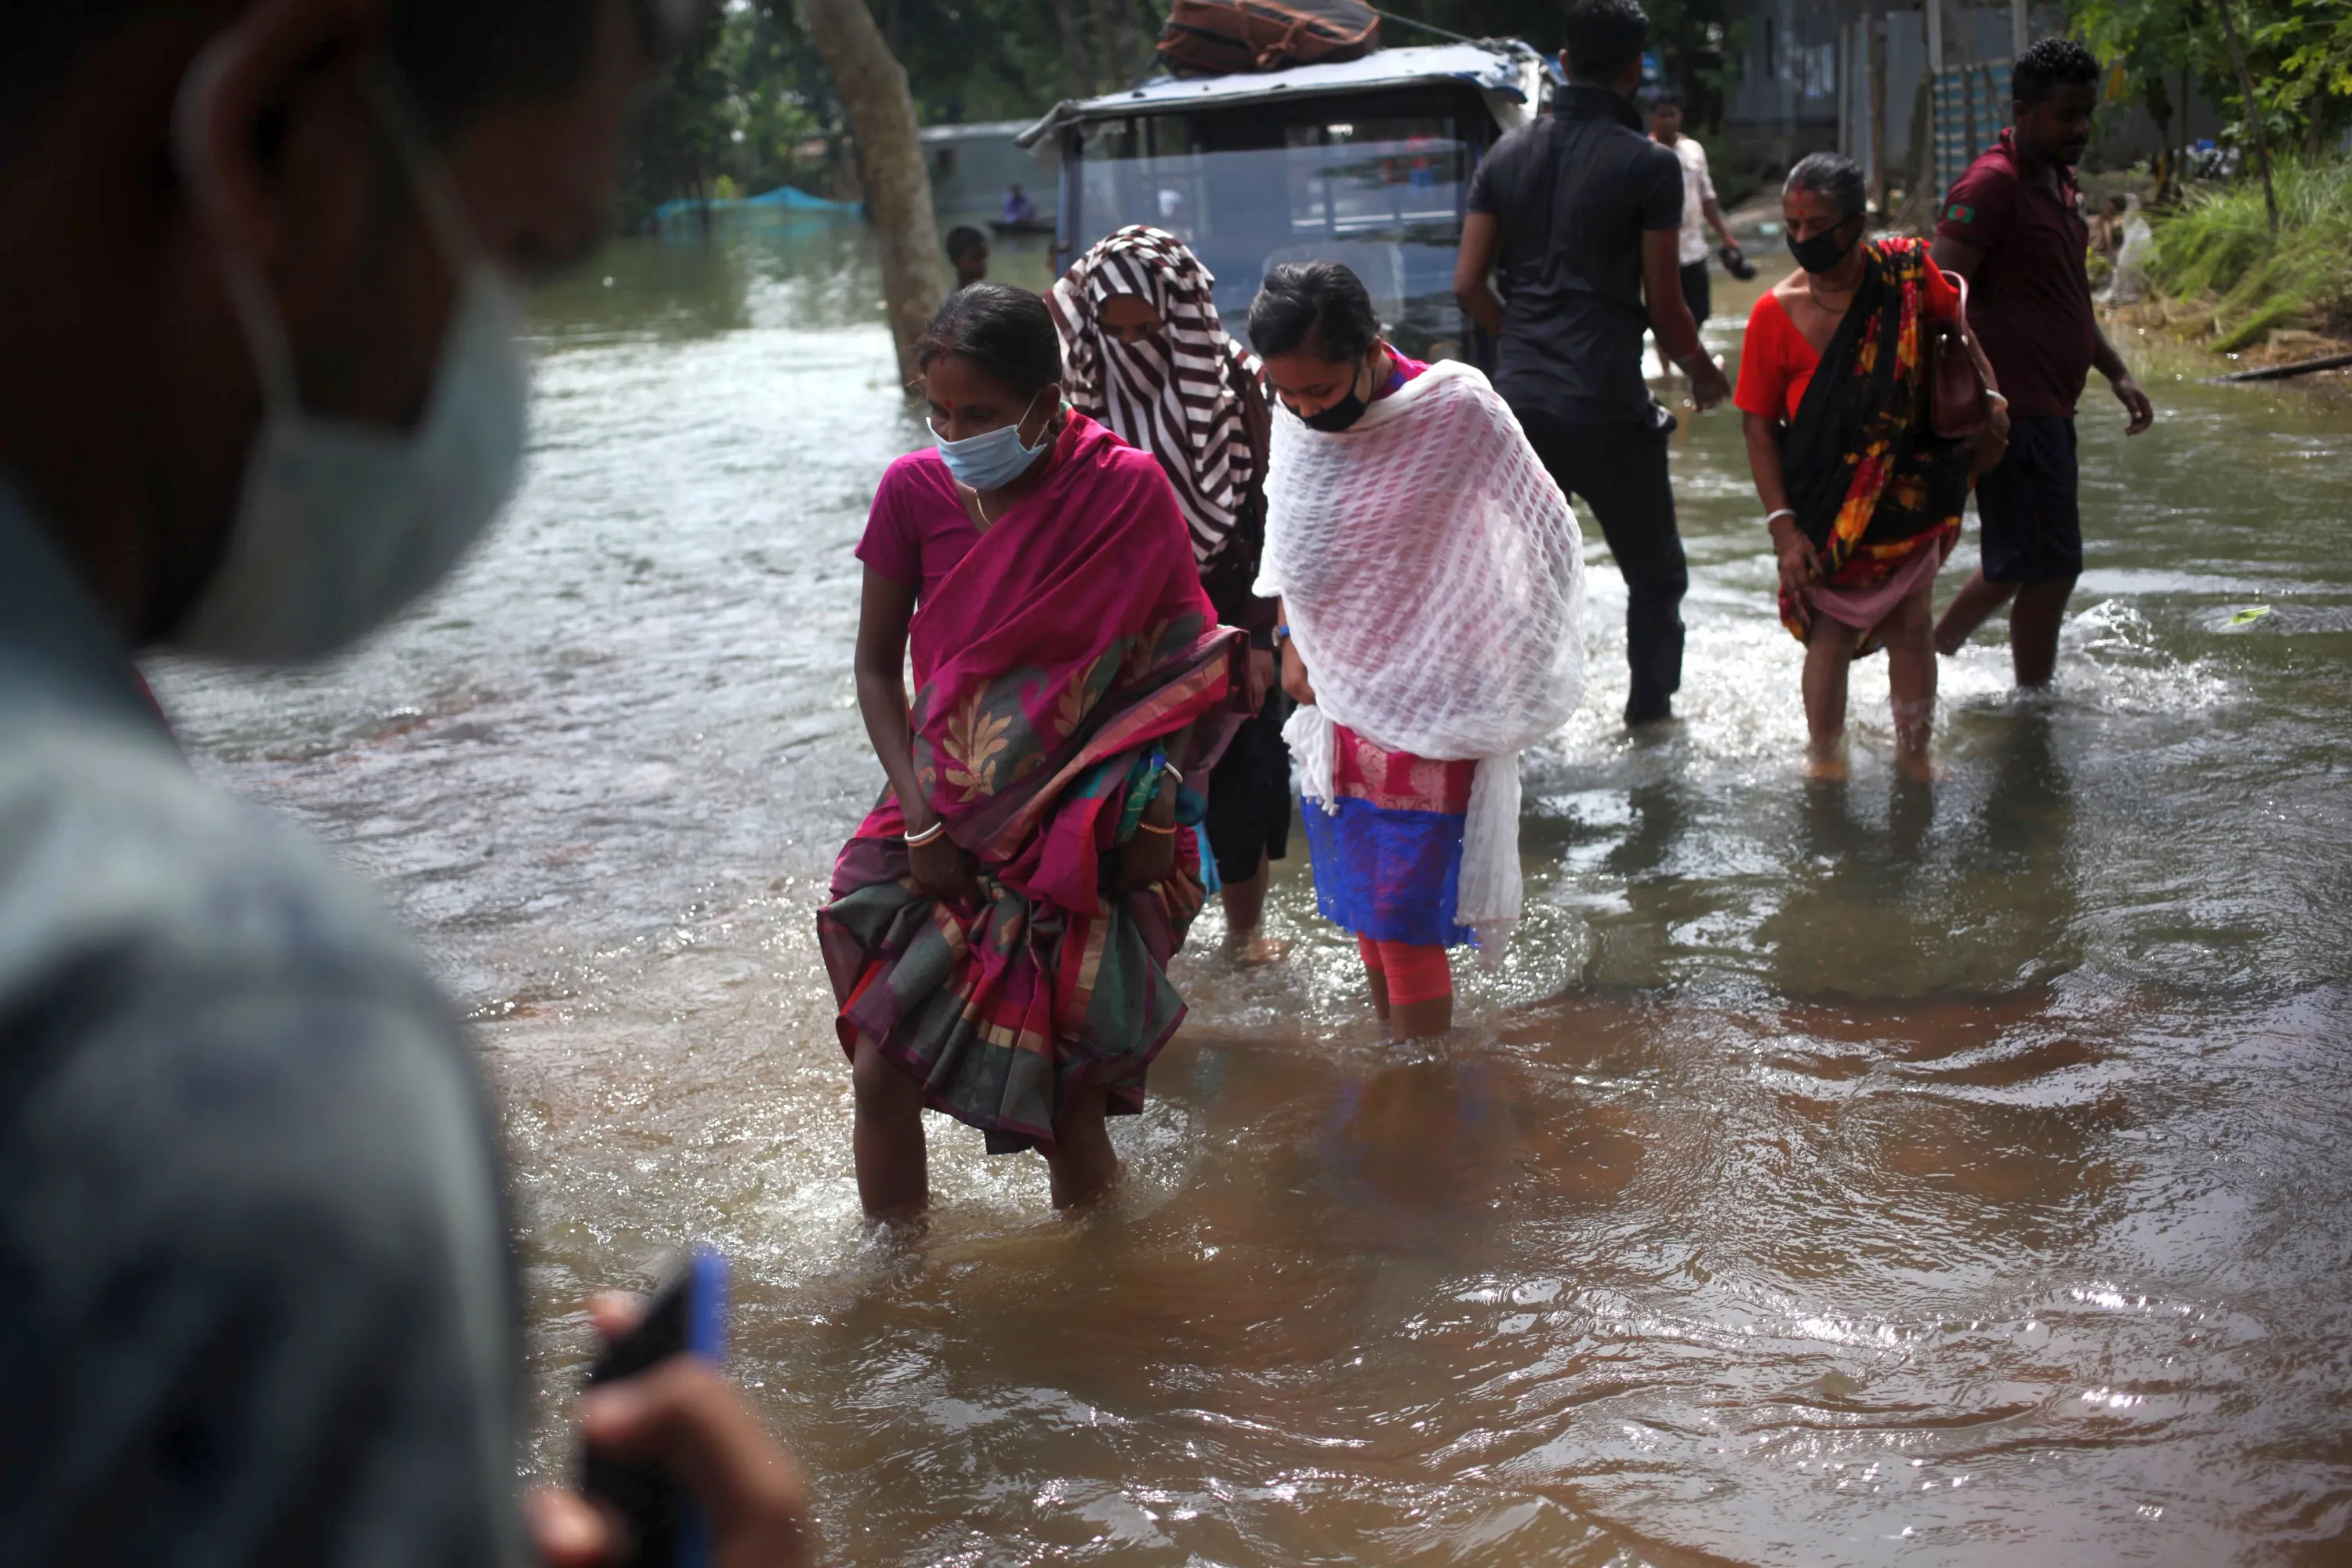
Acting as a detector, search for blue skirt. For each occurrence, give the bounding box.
[1299,794,1472,949]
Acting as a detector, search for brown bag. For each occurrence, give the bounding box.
[1157,0,1380,76]
[1930,271,1989,440]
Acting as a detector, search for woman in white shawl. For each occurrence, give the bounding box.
[1248,263,1586,1038]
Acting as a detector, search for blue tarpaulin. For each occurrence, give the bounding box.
[653,184,859,225]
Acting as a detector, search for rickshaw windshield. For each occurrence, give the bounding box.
[1074,105,1475,360]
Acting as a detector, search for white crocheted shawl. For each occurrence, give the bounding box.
[1254,358,1588,957]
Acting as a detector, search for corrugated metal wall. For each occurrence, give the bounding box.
[1720,0,2219,190]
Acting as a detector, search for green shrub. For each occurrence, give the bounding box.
[2149,154,2352,347]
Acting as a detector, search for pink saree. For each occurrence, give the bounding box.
[818,414,1241,1152]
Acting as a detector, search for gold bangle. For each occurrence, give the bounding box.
[1134,819,1178,837]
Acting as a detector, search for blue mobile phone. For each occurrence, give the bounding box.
[580,1247,729,1567]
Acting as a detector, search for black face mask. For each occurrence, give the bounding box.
[1787,218,1861,275]
[1301,359,1374,433]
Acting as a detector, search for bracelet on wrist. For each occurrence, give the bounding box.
[1984,390,2009,408]
[1764,507,1796,528]
[1134,819,1178,837]
[903,819,947,847]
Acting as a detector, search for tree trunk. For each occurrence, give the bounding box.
[2176,64,2190,197]
[801,0,946,383]
[1868,13,1888,213]
[2146,71,2174,204]
[1893,62,1938,232]
[2212,0,2279,232]
[1087,0,1135,93]
[1049,0,1096,95]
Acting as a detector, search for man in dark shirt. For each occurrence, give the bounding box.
[1455,0,1730,727]
[1930,36,2155,688]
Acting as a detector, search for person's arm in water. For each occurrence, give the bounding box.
[855,565,977,902]
[1116,724,1189,891]
[1644,229,1731,408]
[1276,598,1316,706]
[1741,411,1820,599]
[1703,191,1738,253]
[1231,365,1281,712]
[1937,232,2149,437]
[1451,211,1505,339]
[2092,321,2154,434]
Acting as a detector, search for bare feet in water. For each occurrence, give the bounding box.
[1894,750,1947,784]
[1225,928,1291,965]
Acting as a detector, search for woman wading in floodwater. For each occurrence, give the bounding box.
[1250,263,1586,1039]
[1735,153,2008,781]
[1048,226,1290,961]
[818,285,1239,1221]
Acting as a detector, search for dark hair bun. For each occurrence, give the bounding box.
[1247,261,1381,362]
[916,283,1062,398]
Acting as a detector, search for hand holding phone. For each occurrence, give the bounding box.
[531,1262,810,1568]
[579,1249,729,1567]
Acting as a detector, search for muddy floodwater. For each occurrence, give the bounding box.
[152,221,2352,1565]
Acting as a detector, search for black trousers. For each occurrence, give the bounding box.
[1975,415,2082,584]
[1204,685,1294,887]
[1518,411,1686,724]
[1678,258,1712,326]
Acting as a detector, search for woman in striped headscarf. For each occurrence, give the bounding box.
[1050,225,1291,961]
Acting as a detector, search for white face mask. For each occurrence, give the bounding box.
[172,71,531,663]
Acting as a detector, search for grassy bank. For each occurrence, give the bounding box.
[2132,156,2352,354]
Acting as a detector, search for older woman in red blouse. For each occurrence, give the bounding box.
[1737,153,2006,782]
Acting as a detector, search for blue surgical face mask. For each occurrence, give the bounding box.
[935,390,1054,492]
[172,71,531,662]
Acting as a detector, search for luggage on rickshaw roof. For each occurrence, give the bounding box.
[1156,0,1381,77]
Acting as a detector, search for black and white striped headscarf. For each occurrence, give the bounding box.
[1048,226,1260,565]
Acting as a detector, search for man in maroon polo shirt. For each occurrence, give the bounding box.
[1931,36,2155,688]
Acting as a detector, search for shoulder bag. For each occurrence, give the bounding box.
[1929,270,1990,441]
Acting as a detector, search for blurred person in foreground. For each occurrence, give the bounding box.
[1734,154,2007,782]
[1454,0,1730,729]
[1929,35,2155,686]
[0,2,808,1562]
[1047,225,1291,962]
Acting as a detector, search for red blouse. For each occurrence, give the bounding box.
[1733,260,1962,423]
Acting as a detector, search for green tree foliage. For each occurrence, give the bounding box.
[2075,0,2352,333]
[617,2,844,230]
[2071,0,2352,160]
[2256,0,2352,152]
[618,2,730,230]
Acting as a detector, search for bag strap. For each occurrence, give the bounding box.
[1257,14,1310,67]
[1940,263,1970,343]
